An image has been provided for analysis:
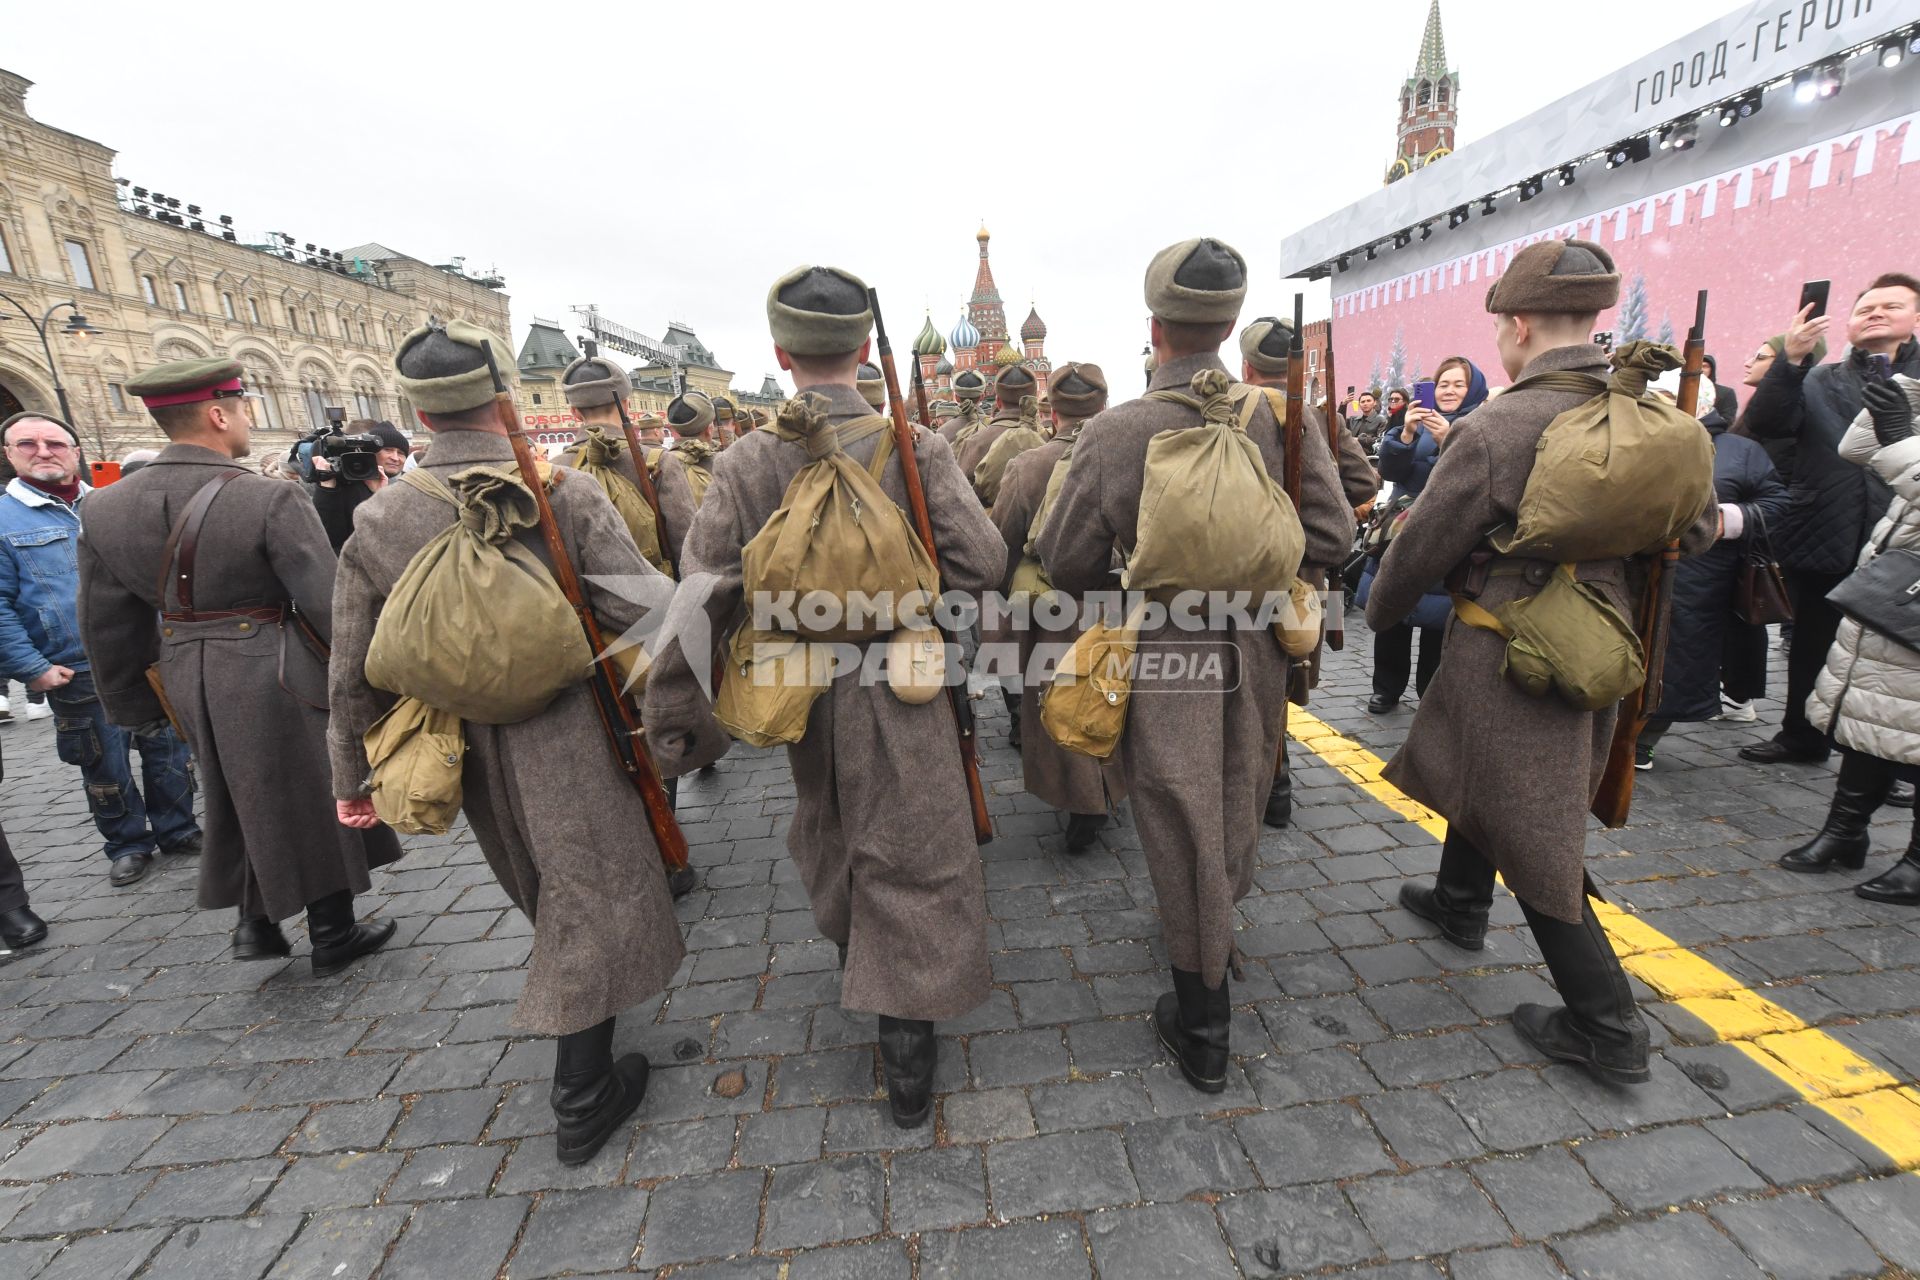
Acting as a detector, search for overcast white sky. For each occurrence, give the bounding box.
[12,0,1740,397]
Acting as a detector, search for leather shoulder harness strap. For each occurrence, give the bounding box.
[156,469,247,615]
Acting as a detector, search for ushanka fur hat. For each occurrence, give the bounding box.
[560,354,632,409]
[667,390,714,434]
[393,318,513,414]
[1484,238,1621,316]
[1238,318,1295,376]
[1145,238,1248,323]
[952,369,987,401]
[1047,363,1108,419]
[767,265,872,356]
[856,362,886,409]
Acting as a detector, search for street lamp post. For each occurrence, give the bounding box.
[0,292,100,423]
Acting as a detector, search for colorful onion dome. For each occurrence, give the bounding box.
[912,313,946,358]
[993,342,1023,367]
[936,356,953,374]
[949,312,980,351]
[1020,305,1047,343]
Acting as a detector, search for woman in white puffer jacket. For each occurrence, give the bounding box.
[1789,373,1920,902]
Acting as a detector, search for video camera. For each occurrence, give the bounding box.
[291,407,382,483]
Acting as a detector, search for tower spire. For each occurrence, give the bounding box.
[1416,0,1447,79]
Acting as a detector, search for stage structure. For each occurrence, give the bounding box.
[1281,0,1920,407]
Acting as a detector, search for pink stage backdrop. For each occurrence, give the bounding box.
[1333,111,1919,409]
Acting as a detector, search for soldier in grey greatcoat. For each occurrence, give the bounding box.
[77,357,399,973]
[1038,240,1354,1092]
[954,364,1036,491]
[1371,239,1714,1086]
[327,320,687,1165]
[939,371,988,447]
[1237,317,1381,829]
[657,391,719,563]
[644,265,1003,1129]
[990,362,1123,851]
[556,355,669,565]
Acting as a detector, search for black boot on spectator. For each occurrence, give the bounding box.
[1513,900,1650,1085]
[0,906,47,950]
[1857,807,1920,905]
[306,891,395,977]
[878,1016,937,1128]
[1889,780,1916,810]
[232,913,291,960]
[551,1018,649,1165]
[1154,968,1230,1093]
[1780,751,1890,873]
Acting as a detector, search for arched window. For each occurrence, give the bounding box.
[1416,80,1431,108]
[351,371,381,420]
[240,353,284,433]
[299,362,337,430]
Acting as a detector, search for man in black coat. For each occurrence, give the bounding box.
[1741,272,1920,767]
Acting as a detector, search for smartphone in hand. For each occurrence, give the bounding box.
[1413,380,1437,411]
[1798,280,1832,320]
[1868,353,1893,382]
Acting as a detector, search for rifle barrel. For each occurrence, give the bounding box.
[869,289,993,846]
[479,340,689,870]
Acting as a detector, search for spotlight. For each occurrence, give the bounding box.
[1393,231,1410,249]
[1662,117,1699,151]
[1366,244,1377,261]
[190,220,204,232]
[1480,196,1495,216]
[1419,223,1433,241]
[1448,205,1470,228]
[1557,164,1576,186]
[1605,137,1650,168]
[1879,35,1904,68]
[132,186,147,198]
[305,243,316,252]
[1793,66,1818,103]
[1910,27,1920,56]
[219,214,233,226]
[187,204,201,215]
[1518,176,1543,201]
[1816,59,1846,98]
[222,230,237,242]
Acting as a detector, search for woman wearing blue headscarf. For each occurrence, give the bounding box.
[1359,356,1489,713]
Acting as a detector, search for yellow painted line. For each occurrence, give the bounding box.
[1287,705,1920,1171]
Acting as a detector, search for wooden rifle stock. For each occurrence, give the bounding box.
[479,341,690,872]
[869,289,994,846]
[1590,289,1704,829]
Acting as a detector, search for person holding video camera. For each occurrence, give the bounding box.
[1739,273,1920,773]
[308,419,410,553]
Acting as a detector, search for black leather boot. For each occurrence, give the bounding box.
[1857,808,1920,904]
[1397,831,1494,950]
[1513,898,1650,1085]
[1780,750,1891,873]
[1003,686,1021,750]
[1064,812,1104,853]
[877,1015,937,1128]
[1264,747,1293,829]
[551,1018,650,1165]
[232,913,291,960]
[306,891,396,977]
[1154,968,1230,1093]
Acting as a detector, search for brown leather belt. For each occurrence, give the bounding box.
[160,605,286,624]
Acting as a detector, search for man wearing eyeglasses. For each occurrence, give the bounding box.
[0,411,201,887]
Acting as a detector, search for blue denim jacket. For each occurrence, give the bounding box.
[0,477,93,682]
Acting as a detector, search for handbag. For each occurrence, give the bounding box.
[1827,508,1920,652]
[1734,508,1794,627]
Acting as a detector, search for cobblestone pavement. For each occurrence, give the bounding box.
[2,635,1919,1279]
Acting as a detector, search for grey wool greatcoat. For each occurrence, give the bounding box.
[990,432,1125,816]
[939,407,981,449]
[326,429,685,1036]
[76,443,403,921]
[644,383,1004,1023]
[1366,344,1717,924]
[655,443,715,569]
[1038,352,1355,987]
